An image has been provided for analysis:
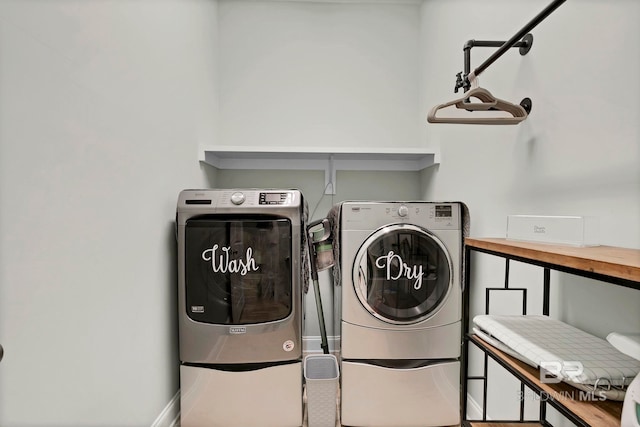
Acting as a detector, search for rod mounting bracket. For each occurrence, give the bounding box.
[520,97,532,114]
[519,33,534,55]
[458,33,534,93]
[453,0,566,93]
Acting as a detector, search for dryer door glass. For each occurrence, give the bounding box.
[185,216,292,324]
[353,224,452,324]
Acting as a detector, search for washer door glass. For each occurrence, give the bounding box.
[352,224,452,324]
[185,216,292,325]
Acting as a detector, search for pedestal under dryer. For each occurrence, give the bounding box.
[338,201,463,427]
[176,189,305,427]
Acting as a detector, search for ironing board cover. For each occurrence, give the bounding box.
[473,315,640,401]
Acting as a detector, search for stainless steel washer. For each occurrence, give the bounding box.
[176,189,305,427]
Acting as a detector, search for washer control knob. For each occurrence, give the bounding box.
[398,205,409,217]
[230,192,245,205]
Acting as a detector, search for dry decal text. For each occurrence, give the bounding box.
[375,251,424,290]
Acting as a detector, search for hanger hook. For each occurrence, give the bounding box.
[454,72,465,93]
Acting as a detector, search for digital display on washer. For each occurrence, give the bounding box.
[259,192,287,205]
[435,205,452,218]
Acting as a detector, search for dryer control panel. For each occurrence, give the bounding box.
[342,202,461,231]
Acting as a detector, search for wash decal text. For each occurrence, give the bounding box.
[202,244,259,275]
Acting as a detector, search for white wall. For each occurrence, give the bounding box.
[0,1,218,426]
[217,0,422,151]
[420,0,640,422]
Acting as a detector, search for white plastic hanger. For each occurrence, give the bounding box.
[427,82,529,125]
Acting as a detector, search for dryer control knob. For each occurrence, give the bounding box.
[398,205,409,217]
[230,192,245,205]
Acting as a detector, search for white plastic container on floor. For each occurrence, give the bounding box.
[304,354,339,427]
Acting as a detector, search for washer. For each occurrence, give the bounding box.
[176,189,305,427]
[338,201,463,427]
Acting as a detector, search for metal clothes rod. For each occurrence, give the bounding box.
[468,0,566,82]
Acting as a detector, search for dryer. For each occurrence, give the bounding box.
[338,201,463,427]
[176,189,305,427]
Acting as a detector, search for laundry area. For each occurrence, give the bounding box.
[0,1,639,427]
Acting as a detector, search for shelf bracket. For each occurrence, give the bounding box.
[325,154,336,195]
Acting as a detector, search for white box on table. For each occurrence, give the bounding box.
[506,215,599,247]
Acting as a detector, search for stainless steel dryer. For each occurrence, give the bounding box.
[338,201,463,427]
[176,189,305,427]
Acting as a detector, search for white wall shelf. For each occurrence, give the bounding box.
[199,145,440,194]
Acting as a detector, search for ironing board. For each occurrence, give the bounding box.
[473,315,640,401]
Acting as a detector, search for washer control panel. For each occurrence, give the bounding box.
[259,192,291,205]
[180,189,299,209]
[230,192,246,205]
[216,191,295,207]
